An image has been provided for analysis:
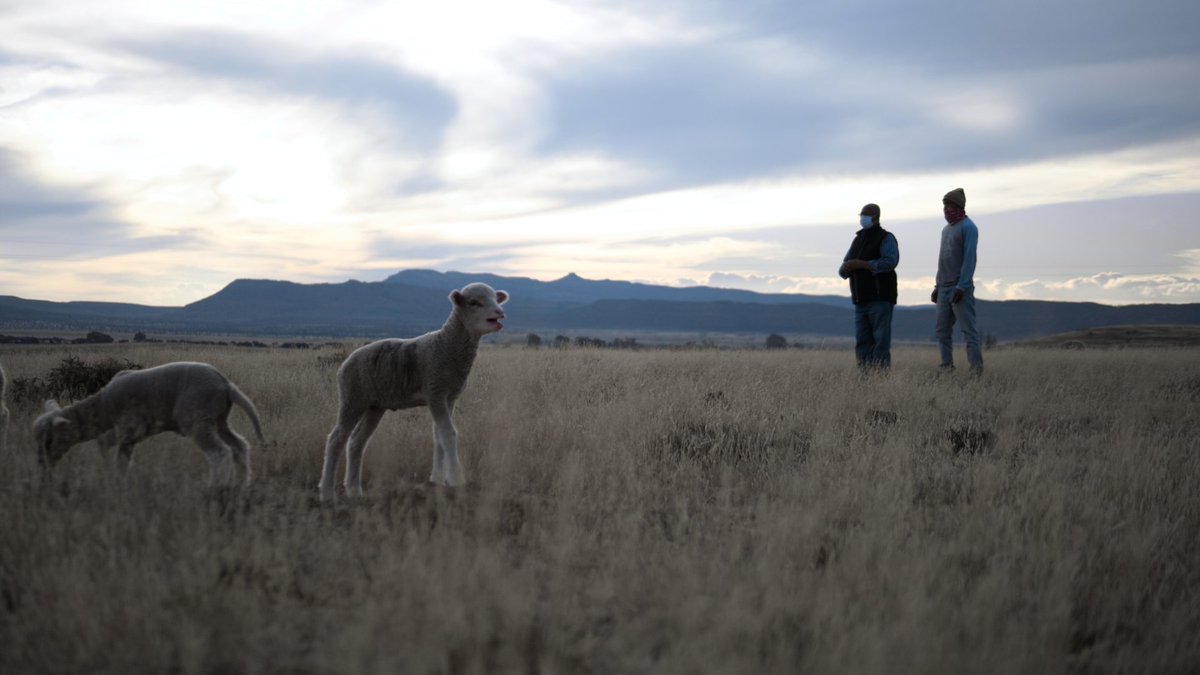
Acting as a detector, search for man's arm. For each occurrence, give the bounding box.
[957,221,978,289]
[868,233,899,274]
[838,243,856,278]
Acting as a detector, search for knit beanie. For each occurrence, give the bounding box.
[943,188,966,208]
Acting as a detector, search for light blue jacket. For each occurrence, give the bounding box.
[936,216,978,290]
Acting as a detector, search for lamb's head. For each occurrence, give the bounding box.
[33,400,78,467]
[450,282,509,335]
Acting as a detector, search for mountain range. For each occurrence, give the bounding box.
[2,269,1199,342]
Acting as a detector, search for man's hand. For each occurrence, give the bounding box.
[931,289,938,303]
[840,259,869,275]
[952,288,965,304]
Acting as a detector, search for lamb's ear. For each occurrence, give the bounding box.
[495,290,509,304]
[450,290,465,307]
[44,400,61,413]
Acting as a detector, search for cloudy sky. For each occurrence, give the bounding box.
[2,0,1199,307]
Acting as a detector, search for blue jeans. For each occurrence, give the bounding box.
[854,300,894,370]
[935,287,983,373]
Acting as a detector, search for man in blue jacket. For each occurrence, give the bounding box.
[839,203,899,371]
[932,188,983,374]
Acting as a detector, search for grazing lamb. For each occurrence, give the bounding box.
[1,362,9,453]
[319,282,508,501]
[33,361,264,485]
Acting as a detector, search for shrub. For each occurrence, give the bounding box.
[12,356,144,403]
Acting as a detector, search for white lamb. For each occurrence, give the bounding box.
[33,361,264,484]
[319,282,508,501]
[1,362,9,453]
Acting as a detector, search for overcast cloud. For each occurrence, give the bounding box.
[1,0,1198,306]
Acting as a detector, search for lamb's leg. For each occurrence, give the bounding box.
[429,418,446,485]
[320,405,363,501]
[219,425,252,486]
[116,442,135,473]
[344,407,384,498]
[429,401,463,487]
[96,431,116,463]
[192,422,232,486]
[96,429,135,475]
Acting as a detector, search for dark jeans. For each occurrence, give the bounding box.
[854,300,894,370]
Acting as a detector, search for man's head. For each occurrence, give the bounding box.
[942,188,966,209]
[942,188,967,224]
[858,203,880,228]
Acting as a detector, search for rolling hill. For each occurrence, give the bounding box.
[3,269,1200,342]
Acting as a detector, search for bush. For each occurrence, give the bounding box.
[11,356,143,403]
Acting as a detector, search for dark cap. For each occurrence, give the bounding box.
[942,188,966,208]
[858,203,880,218]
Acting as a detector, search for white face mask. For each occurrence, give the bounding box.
[860,215,874,228]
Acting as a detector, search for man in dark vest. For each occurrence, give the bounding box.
[839,203,900,370]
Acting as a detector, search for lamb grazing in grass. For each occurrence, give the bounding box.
[319,282,509,501]
[33,361,264,485]
[1,362,9,453]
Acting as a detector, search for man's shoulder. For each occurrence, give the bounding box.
[962,217,979,231]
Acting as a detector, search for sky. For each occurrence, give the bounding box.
[2,0,1199,307]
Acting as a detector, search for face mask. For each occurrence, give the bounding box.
[859,216,874,228]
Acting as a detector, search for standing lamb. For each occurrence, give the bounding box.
[319,282,508,501]
[1,362,9,453]
[33,361,264,485]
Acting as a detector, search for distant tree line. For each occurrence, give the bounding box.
[525,333,804,350]
[527,333,643,350]
[0,331,342,350]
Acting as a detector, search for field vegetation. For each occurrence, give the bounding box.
[1,343,1198,673]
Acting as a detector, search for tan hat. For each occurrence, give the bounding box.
[942,188,966,208]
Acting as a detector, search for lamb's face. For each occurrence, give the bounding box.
[33,401,78,467]
[451,283,510,335]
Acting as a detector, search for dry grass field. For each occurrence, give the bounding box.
[1,343,1198,674]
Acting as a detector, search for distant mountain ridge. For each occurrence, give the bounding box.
[3,269,1200,341]
[383,269,850,307]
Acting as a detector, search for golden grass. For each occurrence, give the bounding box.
[1,343,1198,674]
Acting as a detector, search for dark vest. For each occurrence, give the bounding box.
[847,225,898,304]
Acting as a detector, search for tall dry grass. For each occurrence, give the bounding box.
[0,343,1197,674]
